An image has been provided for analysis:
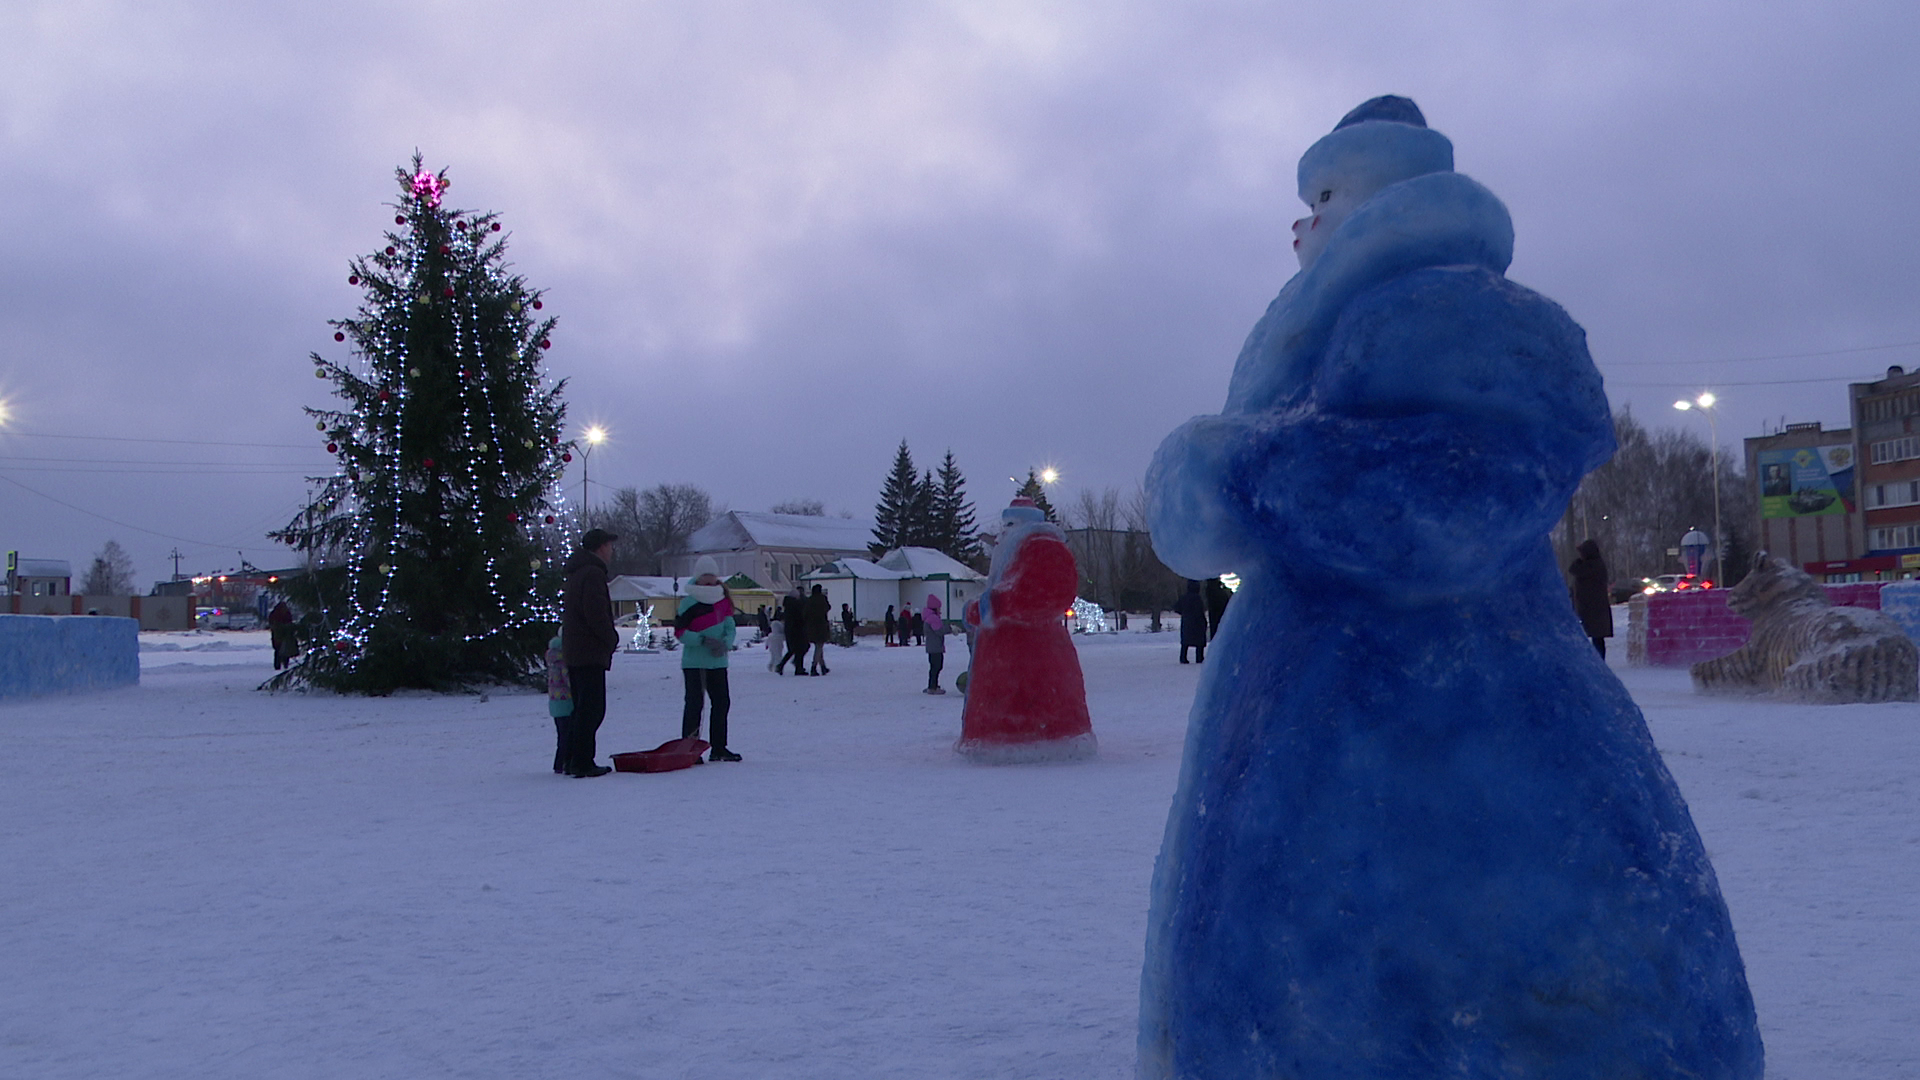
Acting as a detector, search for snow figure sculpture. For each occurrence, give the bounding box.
[1138,97,1762,1079]
[956,497,1096,762]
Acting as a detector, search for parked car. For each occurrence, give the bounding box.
[1641,574,1714,595]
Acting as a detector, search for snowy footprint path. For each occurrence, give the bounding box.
[1,636,1913,1078]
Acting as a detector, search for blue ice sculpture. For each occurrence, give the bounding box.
[1138,97,1763,1079]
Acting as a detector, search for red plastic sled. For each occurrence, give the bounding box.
[611,737,710,773]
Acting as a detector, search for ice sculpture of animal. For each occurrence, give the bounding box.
[1692,552,1918,703]
[1139,96,1763,1080]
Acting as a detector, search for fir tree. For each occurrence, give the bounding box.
[1016,468,1059,523]
[871,440,921,556]
[929,450,979,561]
[271,155,573,693]
[904,469,937,548]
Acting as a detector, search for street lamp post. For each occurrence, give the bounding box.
[1674,392,1722,581]
[581,425,607,513]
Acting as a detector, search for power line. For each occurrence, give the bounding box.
[1605,338,1920,368]
[0,429,316,449]
[1606,373,1881,388]
[0,472,288,551]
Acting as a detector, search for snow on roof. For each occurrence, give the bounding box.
[874,547,985,581]
[804,558,904,581]
[683,511,877,555]
[608,575,682,601]
[10,558,71,578]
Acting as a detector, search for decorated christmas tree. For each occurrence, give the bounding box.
[271,156,576,693]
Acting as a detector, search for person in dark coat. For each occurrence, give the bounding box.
[756,605,771,636]
[778,586,811,675]
[1568,538,1614,657]
[267,600,296,670]
[884,605,897,646]
[840,603,857,643]
[805,583,833,674]
[1174,580,1209,663]
[911,608,925,646]
[559,528,620,777]
[1204,577,1233,640]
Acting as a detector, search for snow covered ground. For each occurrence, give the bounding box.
[2,630,1915,1078]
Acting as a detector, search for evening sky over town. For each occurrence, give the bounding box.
[2,1,1916,584]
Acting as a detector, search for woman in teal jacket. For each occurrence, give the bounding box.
[676,556,740,761]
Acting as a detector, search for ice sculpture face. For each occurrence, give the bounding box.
[1291,117,1453,269]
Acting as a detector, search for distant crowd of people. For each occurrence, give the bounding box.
[549,530,964,775]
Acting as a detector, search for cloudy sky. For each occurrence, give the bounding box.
[2,0,1915,585]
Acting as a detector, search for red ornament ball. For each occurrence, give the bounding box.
[532,300,543,310]
[551,434,560,444]
[349,471,360,481]
[334,331,345,341]
[423,457,436,468]
[378,390,390,402]
[444,287,455,297]
[439,245,450,255]
[540,339,551,349]
[348,275,359,285]
[561,452,572,462]
[544,515,556,524]
[385,246,396,256]
[507,512,520,522]
[326,442,338,453]
[491,222,502,232]
[395,215,406,225]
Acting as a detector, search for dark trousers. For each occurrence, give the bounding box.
[683,667,731,751]
[1592,636,1607,658]
[564,665,608,772]
[928,652,944,689]
[1180,642,1205,663]
[779,635,809,673]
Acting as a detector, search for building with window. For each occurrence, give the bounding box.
[664,511,878,590]
[1850,365,1920,577]
[1746,422,1859,577]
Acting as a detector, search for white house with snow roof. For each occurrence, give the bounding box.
[663,511,878,591]
[803,546,986,626]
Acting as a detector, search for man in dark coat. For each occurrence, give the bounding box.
[1568,538,1614,657]
[1204,577,1233,640]
[1174,580,1209,663]
[778,586,811,675]
[884,605,897,646]
[805,583,833,674]
[560,528,620,777]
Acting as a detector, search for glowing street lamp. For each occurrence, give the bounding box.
[1673,392,1722,580]
[1039,466,1059,485]
[580,424,607,511]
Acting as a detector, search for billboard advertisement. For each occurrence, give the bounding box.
[1758,445,1854,518]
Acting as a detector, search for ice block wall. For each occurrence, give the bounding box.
[0,615,139,702]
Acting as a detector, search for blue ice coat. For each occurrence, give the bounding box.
[1139,101,1761,1080]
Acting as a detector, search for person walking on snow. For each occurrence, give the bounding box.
[885,605,898,646]
[545,635,572,773]
[805,583,832,674]
[911,606,925,646]
[1568,538,1614,658]
[1174,579,1209,663]
[778,586,810,675]
[841,603,857,644]
[923,593,949,694]
[560,528,620,777]
[676,555,741,762]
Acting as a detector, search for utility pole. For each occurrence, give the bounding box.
[169,547,184,581]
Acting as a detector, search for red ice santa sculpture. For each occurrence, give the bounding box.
[956,496,1096,762]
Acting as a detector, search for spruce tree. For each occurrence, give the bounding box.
[903,469,937,548]
[871,440,920,556]
[271,156,574,693]
[1016,468,1059,523]
[930,450,980,561]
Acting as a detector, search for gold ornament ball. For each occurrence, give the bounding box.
[315,421,326,430]
[409,367,421,377]
[314,368,327,378]
[529,558,543,570]
[378,563,391,574]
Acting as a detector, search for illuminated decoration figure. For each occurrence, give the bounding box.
[271,154,575,692]
[956,496,1095,762]
[1139,97,1761,1078]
